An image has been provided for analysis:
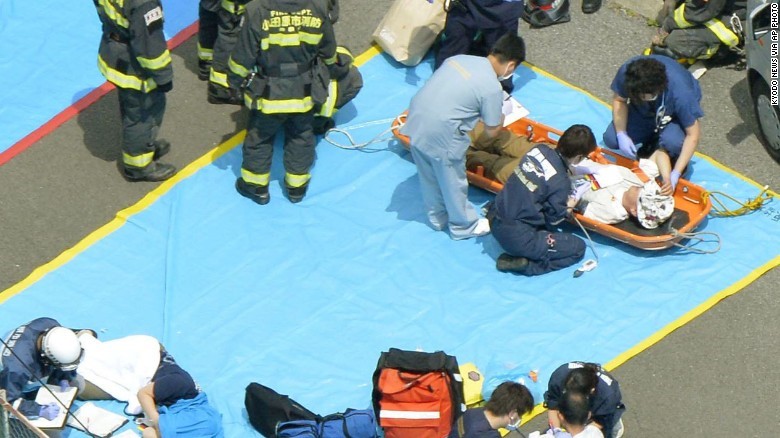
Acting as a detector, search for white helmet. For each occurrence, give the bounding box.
[41,327,82,371]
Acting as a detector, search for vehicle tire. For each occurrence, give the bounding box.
[751,78,780,163]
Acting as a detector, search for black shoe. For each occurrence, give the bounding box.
[582,0,602,14]
[123,162,177,182]
[207,84,242,105]
[152,139,170,160]
[496,253,530,273]
[286,182,309,203]
[236,178,270,205]
[198,60,211,81]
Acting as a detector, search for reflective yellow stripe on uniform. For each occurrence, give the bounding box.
[323,54,338,65]
[98,55,157,92]
[260,32,324,50]
[98,0,130,28]
[198,43,214,61]
[673,4,693,28]
[137,49,172,71]
[285,172,310,188]
[246,96,314,113]
[123,151,154,168]
[209,69,230,87]
[318,80,338,118]
[336,46,353,60]
[220,0,246,14]
[228,57,250,78]
[241,169,270,186]
[704,19,740,47]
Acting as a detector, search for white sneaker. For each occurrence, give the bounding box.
[473,218,491,237]
[613,418,625,438]
[689,61,707,80]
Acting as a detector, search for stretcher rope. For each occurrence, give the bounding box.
[703,185,774,217]
[571,215,600,275]
[323,117,403,151]
[668,228,722,254]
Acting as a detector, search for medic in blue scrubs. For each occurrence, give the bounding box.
[402,33,526,240]
[603,55,704,193]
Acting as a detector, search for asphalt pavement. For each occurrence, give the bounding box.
[0,0,777,436]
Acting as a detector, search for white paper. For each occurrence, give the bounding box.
[502,92,530,127]
[28,384,78,429]
[66,402,128,437]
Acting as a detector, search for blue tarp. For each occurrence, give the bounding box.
[1,53,778,436]
[0,0,196,157]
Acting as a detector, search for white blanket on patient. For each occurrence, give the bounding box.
[77,334,161,415]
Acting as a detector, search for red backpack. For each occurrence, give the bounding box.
[372,348,465,438]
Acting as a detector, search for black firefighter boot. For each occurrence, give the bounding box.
[198,60,211,81]
[235,178,270,205]
[582,0,602,14]
[123,161,177,182]
[286,181,309,204]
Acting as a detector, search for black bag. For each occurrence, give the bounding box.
[246,382,321,437]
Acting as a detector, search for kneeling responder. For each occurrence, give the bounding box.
[228,0,344,204]
[93,0,176,181]
[651,0,746,64]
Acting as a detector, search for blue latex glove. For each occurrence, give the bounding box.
[669,169,681,190]
[616,131,637,157]
[571,180,591,201]
[59,379,70,392]
[39,402,60,421]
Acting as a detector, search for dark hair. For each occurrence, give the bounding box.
[490,32,526,65]
[485,381,535,417]
[564,363,600,395]
[556,124,597,159]
[625,58,668,104]
[558,390,591,427]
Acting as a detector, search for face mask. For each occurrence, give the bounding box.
[505,417,521,431]
[498,64,514,81]
[642,93,659,102]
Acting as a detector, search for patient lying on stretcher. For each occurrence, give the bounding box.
[571,157,675,229]
[466,122,674,228]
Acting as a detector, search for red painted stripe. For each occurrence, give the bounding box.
[0,21,200,167]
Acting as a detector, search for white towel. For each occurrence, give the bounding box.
[77,334,161,415]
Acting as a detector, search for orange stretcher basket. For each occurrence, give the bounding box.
[391,112,712,251]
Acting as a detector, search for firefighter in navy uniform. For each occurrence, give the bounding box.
[228,0,342,204]
[312,46,364,135]
[93,0,176,181]
[651,0,747,62]
[206,0,253,104]
[198,0,220,81]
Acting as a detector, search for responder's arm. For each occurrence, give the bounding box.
[137,383,161,431]
[318,12,343,78]
[227,3,263,90]
[129,2,173,88]
[671,119,701,186]
[475,124,502,145]
[612,94,629,133]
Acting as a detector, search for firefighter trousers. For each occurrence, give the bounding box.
[209,8,243,97]
[118,88,166,169]
[242,110,316,181]
[489,215,586,276]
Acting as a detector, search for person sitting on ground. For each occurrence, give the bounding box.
[650,0,746,67]
[75,333,223,438]
[448,381,534,438]
[0,317,92,421]
[539,390,604,438]
[487,124,597,276]
[465,121,537,184]
[572,153,675,229]
[544,362,625,438]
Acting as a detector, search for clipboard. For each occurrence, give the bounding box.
[28,384,78,429]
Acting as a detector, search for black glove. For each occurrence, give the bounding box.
[157,82,173,93]
[18,400,41,417]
